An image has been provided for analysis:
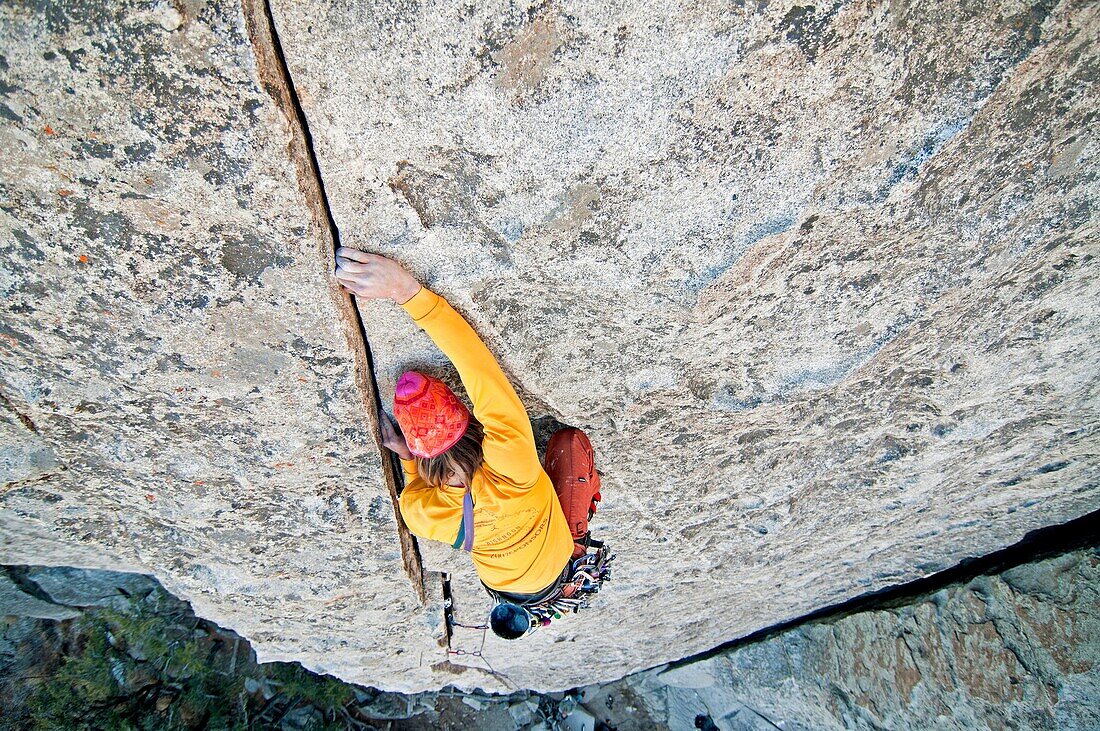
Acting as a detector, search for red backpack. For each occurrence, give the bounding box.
[543,428,602,558]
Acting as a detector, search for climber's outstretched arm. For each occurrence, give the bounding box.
[335,249,542,488]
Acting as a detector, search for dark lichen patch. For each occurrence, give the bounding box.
[9,228,44,261]
[388,155,512,264]
[68,200,138,249]
[780,4,840,63]
[122,139,157,162]
[218,228,293,283]
[72,139,116,159]
[129,108,180,143]
[366,495,391,526]
[1007,0,1056,58]
[388,161,468,229]
[58,47,87,72]
[876,436,914,464]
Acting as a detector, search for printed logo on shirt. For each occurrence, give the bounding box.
[483,516,551,560]
[476,507,539,547]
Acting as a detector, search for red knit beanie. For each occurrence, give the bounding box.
[393,371,470,458]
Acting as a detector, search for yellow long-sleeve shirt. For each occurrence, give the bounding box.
[396,287,574,594]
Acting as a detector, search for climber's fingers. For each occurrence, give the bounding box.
[336,273,392,300]
[340,283,382,299]
[334,267,369,284]
[333,251,419,301]
[335,257,370,273]
[333,268,364,285]
[335,246,373,263]
[335,252,393,280]
[379,409,397,437]
[335,254,391,274]
[378,409,413,460]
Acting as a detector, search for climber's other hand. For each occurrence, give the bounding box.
[334,249,421,303]
[379,409,413,461]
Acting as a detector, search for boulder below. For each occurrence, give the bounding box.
[603,547,1100,730]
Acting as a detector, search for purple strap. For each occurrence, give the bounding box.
[461,486,474,552]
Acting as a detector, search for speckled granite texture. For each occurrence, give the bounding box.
[0,0,1097,692]
[0,0,441,691]
[269,0,1099,690]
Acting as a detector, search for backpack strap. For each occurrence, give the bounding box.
[452,485,474,552]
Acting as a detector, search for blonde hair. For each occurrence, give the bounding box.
[416,415,484,487]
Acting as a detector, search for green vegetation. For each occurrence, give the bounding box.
[19,592,358,730]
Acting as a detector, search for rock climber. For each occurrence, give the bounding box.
[333,248,610,639]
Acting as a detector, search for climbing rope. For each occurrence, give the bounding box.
[446,622,515,690]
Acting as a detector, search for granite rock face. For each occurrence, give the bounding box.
[0,0,1097,693]
[0,569,80,621]
[268,0,1100,689]
[22,565,158,609]
[0,0,441,691]
[604,548,1100,731]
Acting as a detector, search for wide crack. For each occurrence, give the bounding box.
[240,0,427,603]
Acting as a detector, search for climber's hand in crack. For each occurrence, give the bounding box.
[379,409,413,461]
[334,248,421,304]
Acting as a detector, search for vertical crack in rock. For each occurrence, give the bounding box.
[240,0,427,603]
[439,571,455,650]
